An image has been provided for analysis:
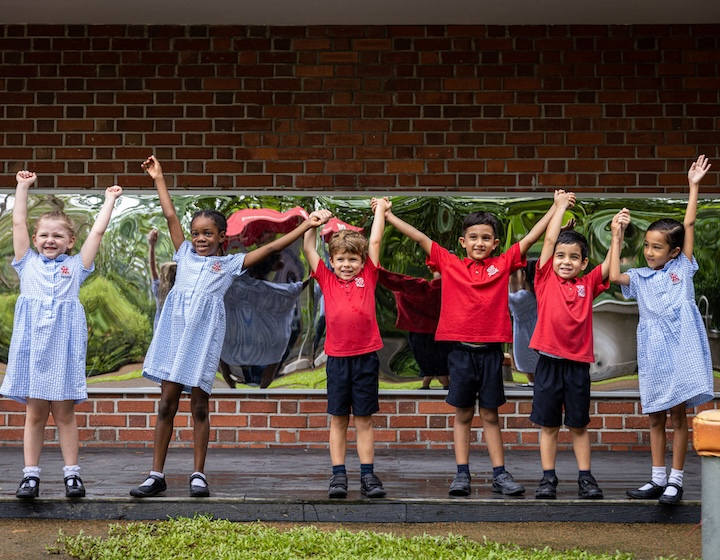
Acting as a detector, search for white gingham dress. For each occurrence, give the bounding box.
[622,253,714,414]
[1,249,94,404]
[142,241,246,394]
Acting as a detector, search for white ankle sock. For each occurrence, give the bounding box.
[664,469,684,496]
[640,466,667,490]
[63,465,81,478]
[190,472,207,488]
[142,471,164,486]
[22,466,41,486]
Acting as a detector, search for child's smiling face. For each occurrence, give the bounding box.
[552,242,588,280]
[643,230,680,270]
[33,218,76,259]
[329,250,365,281]
[459,224,499,261]
[190,215,226,257]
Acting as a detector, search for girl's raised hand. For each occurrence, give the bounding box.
[147,228,159,246]
[15,170,37,189]
[688,154,711,186]
[141,155,163,179]
[106,185,123,199]
[308,209,332,228]
[611,208,630,236]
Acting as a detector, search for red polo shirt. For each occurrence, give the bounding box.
[312,258,383,357]
[377,268,441,334]
[429,241,525,343]
[530,259,609,363]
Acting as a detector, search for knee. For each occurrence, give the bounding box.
[191,402,209,424]
[669,410,687,430]
[157,398,179,421]
[648,412,667,430]
[354,416,373,431]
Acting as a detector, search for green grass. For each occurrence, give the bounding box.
[52,515,651,560]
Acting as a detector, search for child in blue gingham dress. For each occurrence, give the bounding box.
[609,155,714,505]
[131,156,330,499]
[1,170,122,500]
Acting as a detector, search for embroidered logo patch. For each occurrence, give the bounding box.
[576,285,586,298]
[670,272,681,284]
[487,265,499,277]
[211,261,223,273]
[354,277,365,288]
[60,265,71,278]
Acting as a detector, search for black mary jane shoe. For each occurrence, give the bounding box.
[64,474,86,498]
[626,481,666,500]
[130,474,167,498]
[16,476,40,499]
[189,474,210,498]
[658,483,683,505]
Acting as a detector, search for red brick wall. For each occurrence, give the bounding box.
[0,391,717,450]
[1,24,719,193]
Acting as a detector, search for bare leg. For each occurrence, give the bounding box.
[329,415,350,466]
[354,415,375,464]
[152,381,184,472]
[437,375,450,388]
[23,399,51,467]
[479,406,504,468]
[648,411,668,469]
[668,403,688,471]
[539,426,560,471]
[190,388,210,474]
[50,400,79,467]
[570,426,591,471]
[453,407,475,465]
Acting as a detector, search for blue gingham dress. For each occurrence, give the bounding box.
[1,249,94,404]
[142,241,246,394]
[622,253,714,414]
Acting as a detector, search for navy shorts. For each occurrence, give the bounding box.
[326,352,380,417]
[445,343,506,410]
[530,354,591,428]
[407,332,452,377]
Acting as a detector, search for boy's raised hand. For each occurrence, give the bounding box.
[371,196,392,214]
[106,185,123,200]
[611,208,630,237]
[688,154,711,186]
[15,170,37,189]
[554,189,576,209]
[141,155,163,179]
[308,209,332,228]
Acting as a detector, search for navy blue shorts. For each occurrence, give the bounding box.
[326,352,380,417]
[445,343,505,410]
[530,354,591,428]
[407,332,452,377]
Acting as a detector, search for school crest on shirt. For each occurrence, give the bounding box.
[487,265,499,277]
[355,277,365,288]
[60,265,71,278]
[211,261,223,273]
[576,284,586,298]
[669,272,681,284]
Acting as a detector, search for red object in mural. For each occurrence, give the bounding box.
[226,207,309,246]
[320,217,364,242]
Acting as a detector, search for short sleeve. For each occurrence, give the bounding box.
[228,252,247,277]
[504,242,526,274]
[74,254,95,283]
[11,247,34,275]
[678,252,699,277]
[173,240,192,263]
[621,268,638,300]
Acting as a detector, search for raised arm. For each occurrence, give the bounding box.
[80,185,123,269]
[247,209,331,271]
[142,156,185,251]
[368,197,390,266]
[383,209,433,256]
[12,170,37,262]
[683,154,711,261]
[538,190,575,268]
[518,199,558,257]
[609,208,631,286]
[147,228,159,281]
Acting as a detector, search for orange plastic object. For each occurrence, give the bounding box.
[693,410,720,457]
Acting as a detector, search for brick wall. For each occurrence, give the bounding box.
[1,24,719,193]
[1,391,717,450]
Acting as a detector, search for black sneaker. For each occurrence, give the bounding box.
[130,474,167,497]
[64,475,86,498]
[16,476,40,499]
[448,472,471,496]
[328,473,348,499]
[578,475,604,499]
[360,473,386,498]
[535,474,558,499]
[492,471,525,496]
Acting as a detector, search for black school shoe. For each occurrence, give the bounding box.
[328,473,348,499]
[64,474,86,498]
[626,481,665,500]
[360,473,386,498]
[16,476,40,499]
[130,474,167,497]
[189,474,210,498]
[578,474,604,499]
[535,474,558,499]
[658,483,683,505]
[448,472,471,497]
[492,471,526,496]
